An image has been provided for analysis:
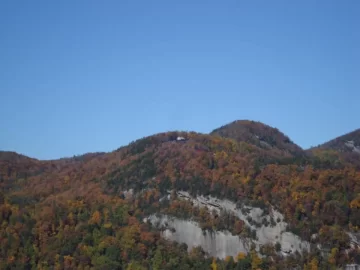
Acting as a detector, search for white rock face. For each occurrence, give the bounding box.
[348,232,360,248]
[149,215,249,259]
[345,140,360,154]
[343,264,360,270]
[148,190,310,259]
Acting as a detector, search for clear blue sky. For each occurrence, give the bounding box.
[1,0,359,160]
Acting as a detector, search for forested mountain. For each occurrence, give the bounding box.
[308,129,360,169]
[210,120,304,158]
[1,121,360,269]
[312,129,360,153]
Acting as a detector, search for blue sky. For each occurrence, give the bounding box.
[1,0,359,160]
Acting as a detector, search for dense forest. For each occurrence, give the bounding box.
[1,120,360,269]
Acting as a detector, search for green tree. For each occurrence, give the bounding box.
[152,247,163,270]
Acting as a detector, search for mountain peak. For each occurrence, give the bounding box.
[0,151,36,162]
[210,120,303,156]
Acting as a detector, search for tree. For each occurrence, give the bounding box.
[309,257,318,270]
[275,242,281,252]
[89,210,102,226]
[211,257,218,270]
[152,247,163,270]
[127,261,146,270]
[250,249,262,270]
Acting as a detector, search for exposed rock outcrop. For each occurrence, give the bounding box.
[148,190,310,258]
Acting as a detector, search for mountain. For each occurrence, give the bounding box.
[308,129,360,168]
[1,122,360,269]
[0,151,38,162]
[311,129,360,154]
[211,120,304,158]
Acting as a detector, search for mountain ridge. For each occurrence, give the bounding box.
[4,119,359,162]
[310,128,360,153]
[1,119,360,269]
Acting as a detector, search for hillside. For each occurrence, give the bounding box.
[309,129,360,169]
[1,122,360,269]
[312,129,360,154]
